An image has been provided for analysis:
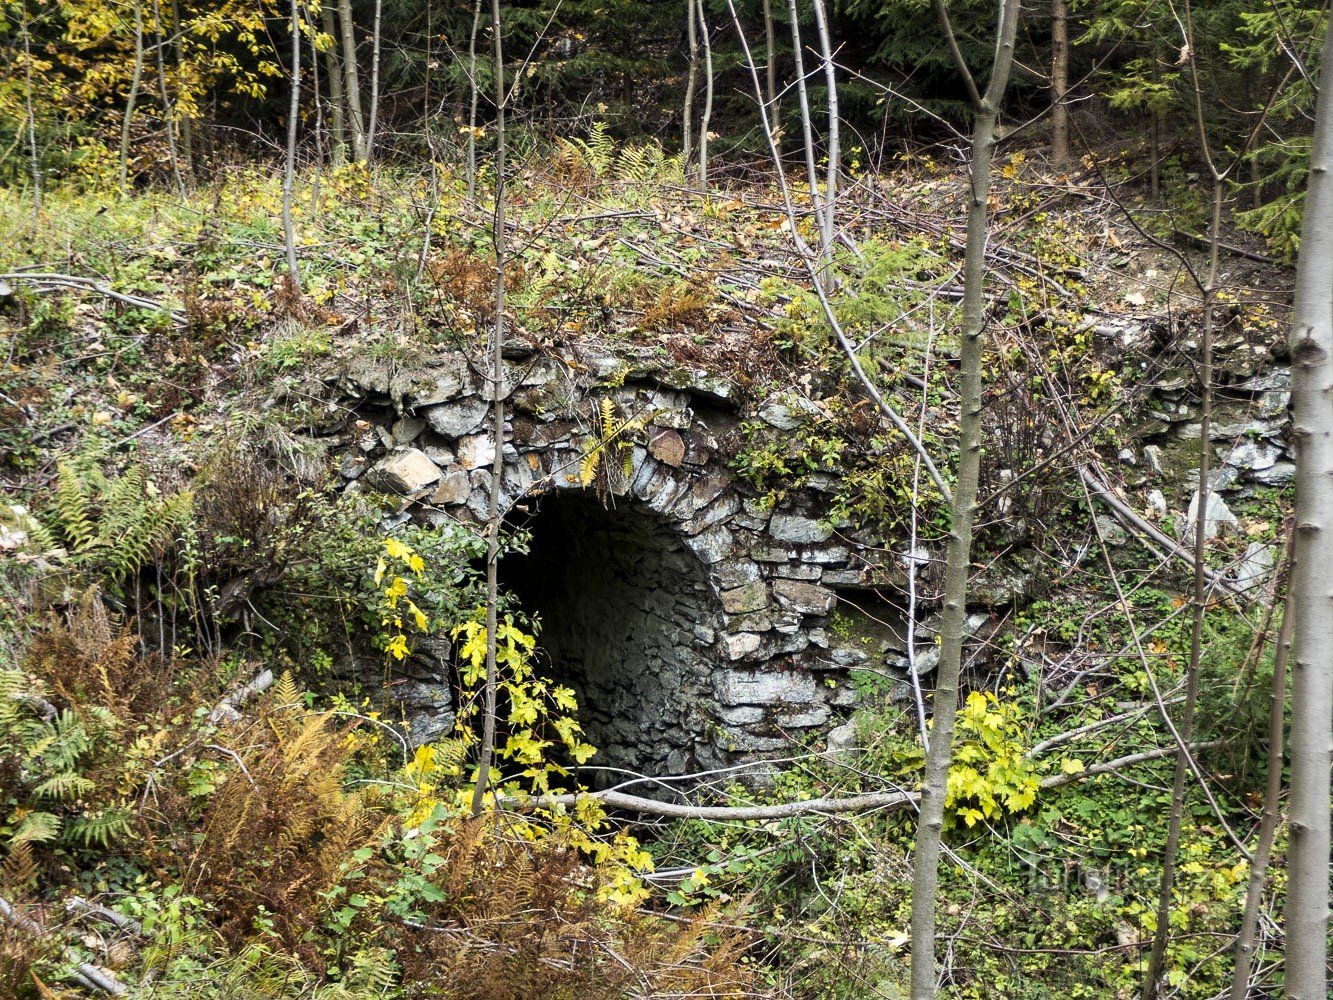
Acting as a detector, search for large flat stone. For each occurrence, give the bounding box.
[426,398,490,438]
[457,433,496,470]
[714,669,818,705]
[769,513,833,544]
[721,581,769,614]
[773,579,837,615]
[367,449,442,493]
[430,469,472,506]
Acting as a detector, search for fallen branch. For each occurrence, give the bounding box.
[0,272,187,327]
[64,897,142,937]
[207,668,274,724]
[0,895,128,995]
[498,742,1220,821]
[1078,465,1242,596]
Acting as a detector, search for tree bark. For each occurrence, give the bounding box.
[683,0,698,169]
[1142,178,1222,1000]
[696,0,713,192]
[762,0,778,143]
[466,0,483,207]
[366,0,382,161]
[812,0,838,276]
[1283,17,1333,997]
[170,0,192,177]
[787,0,826,286]
[470,0,507,818]
[119,0,146,192]
[322,4,347,165]
[282,0,302,292]
[20,0,40,212]
[150,0,183,194]
[1051,0,1069,168]
[909,3,1021,998]
[337,0,367,162]
[1229,574,1292,1000]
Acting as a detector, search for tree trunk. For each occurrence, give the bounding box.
[119,0,146,192]
[683,0,698,169]
[170,0,192,174]
[282,0,302,292]
[322,4,347,165]
[366,0,382,162]
[1283,17,1333,997]
[466,0,483,207]
[812,0,838,275]
[1051,0,1069,168]
[762,0,778,143]
[787,0,826,284]
[20,0,40,212]
[471,0,508,818]
[696,0,713,192]
[337,0,367,162]
[1229,573,1292,1000]
[908,3,1021,998]
[1142,178,1222,1000]
[150,0,183,194]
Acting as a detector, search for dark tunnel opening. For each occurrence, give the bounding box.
[500,491,721,782]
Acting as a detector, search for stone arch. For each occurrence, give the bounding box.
[501,490,721,779]
[336,349,890,771]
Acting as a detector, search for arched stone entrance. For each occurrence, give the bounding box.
[333,347,895,770]
[503,492,721,778]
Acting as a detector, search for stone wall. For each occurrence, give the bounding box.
[320,345,890,775]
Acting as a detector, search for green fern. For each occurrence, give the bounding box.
[32,772,95,801]
[66,807,132,848]
[614,142,681,185]
[11,810,61,844]
[46,458,193,587]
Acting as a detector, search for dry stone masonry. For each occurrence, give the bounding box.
[317,344,897,776]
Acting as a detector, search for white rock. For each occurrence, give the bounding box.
[457,434,496,470]
[367,449,441,493]
[426,398,490,438]
[714,669,817,704]
[1186,490,1239,540]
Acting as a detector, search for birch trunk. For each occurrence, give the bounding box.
[812,0,838,274]
[150,0,183,194]
[366,0,382,162]
[471,0,508,818]
[1142,179,1221,1000]
[21,1,40,212]
[683,0,698,169]
[1283,17,1333,997]
[787,0,827,285]
[466,0,483,206]
[282,0,302,292]
[1229,578,1292,1000]
[762,0,778,141]
[908,3,1021,996]
[696,0,713,192]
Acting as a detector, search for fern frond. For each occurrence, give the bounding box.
[12,810,61,844]
[55,461,98,554]
[33,772,95,802]
[1,841,39,893]
[273,670,300,708]
[66,807,132,848]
